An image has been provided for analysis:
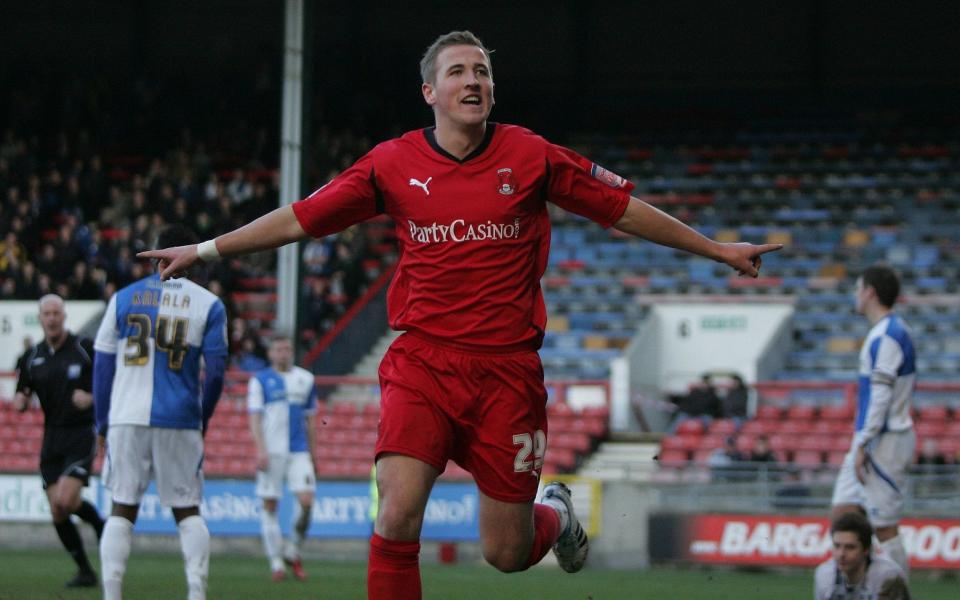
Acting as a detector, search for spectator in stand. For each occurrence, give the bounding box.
[331,240,367,300]
[0,231,27,273]
[54,225,82,279]
[708,436,744,482]
[721,374,749,425]
[749,435,778,464]
[227,169,252,206]
[234,333,270,373]
[302,238,334,278]
[68,262,101,300]
[15,261,41,299]
[35,243,59,280]
[670,374,721,433]
[1,277,15,298]
[302,277,334,335]
[748,434,780,481]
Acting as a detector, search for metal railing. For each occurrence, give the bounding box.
[653,461,960,516]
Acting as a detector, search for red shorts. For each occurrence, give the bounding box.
[376,333,548,503]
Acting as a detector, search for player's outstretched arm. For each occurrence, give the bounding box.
[138,205,308,280]
[614,196,783,277]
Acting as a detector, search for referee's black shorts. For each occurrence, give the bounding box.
[40,426,97,489]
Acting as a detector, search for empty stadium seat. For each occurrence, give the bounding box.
[756,405,783,420]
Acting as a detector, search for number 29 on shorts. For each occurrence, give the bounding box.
[513,430,546,473]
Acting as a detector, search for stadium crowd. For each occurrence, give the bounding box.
[0,71,390,369]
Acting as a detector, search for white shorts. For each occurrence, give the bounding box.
[103,425,204,508]
[255,452,316,499]
[831,429,915,528]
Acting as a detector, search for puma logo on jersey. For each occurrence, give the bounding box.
[409,177,432,195]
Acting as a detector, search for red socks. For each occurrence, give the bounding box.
[367,504,560,598]
[367,533,422,600]
[524,503,562,569]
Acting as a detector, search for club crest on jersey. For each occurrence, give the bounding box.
[496,168,517,195]
[590,163,628,189]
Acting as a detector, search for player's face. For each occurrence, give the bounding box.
[832,531,869,575]
[268,339,294,371]
[423,44,494,128]
[39,299,66,341]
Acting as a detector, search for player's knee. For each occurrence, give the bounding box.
[482,545,529,573]
[50,502,70,522]
[376,502,424,540]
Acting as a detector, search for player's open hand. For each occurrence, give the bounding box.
[718,242,783,278]
[137,244,199,280]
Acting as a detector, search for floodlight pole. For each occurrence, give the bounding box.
[277,0,304,341]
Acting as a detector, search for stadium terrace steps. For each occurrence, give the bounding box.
[579,442,661,482]
[327,329,402,404]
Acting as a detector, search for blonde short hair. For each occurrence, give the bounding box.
[419,30,492,84]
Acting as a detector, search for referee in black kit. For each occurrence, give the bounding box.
[15,294,105,588]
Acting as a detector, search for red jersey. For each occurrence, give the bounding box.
[292,123,633,351]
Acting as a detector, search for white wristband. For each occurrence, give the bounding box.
[196,239,221,263]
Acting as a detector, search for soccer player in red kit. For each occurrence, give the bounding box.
[142,31,782,600]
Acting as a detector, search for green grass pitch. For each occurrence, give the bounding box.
[0,549,955,599]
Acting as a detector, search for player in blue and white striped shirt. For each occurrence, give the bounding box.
[247,334,319,581]
[831,264,916,578]
[93,225,227,600]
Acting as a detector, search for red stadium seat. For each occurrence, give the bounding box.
[786,405,817,420]
[915,421,946,437]
[331,402,358,415]
[829,437,852,452]
[735,434,756,454]
[767,434,794,453]
[657,449,689,466]
[826,451,846,467]
[741,420,777,436]
[918,405,950,422]
[582,405,610,420]
[675,419,705,436]
[796,436,832,452]
[551,432,591,453]
[708,419,738,435]
[691,449,714,465]
[698,434,727,451]
[820,404,853,421]
[546,448,576,470]
[661,435,699,452]
[547,402,574,418]
[780,420,814,435]
[946,421,960,438]
[756,405,783,421]
[792,450,823,468]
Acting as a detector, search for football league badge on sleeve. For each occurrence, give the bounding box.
[591,163,628,188]
[497,168,517,195]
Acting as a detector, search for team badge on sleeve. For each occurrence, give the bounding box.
[497,168,517,195]
[591,163,628,189]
